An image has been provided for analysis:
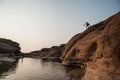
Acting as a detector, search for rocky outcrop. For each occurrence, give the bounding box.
[0,38,20,77]
[24,44,65,59]
[62,11,120,80]
[0,38,21,57]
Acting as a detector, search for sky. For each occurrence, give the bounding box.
[0,0,119,53]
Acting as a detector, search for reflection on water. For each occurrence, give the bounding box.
[0,58,70,80]
[0,59,18,78]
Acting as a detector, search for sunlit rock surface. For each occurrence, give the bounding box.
[62,12,120,80]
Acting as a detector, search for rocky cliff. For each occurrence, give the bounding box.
[0,38,21,57]
[62,12,120,80]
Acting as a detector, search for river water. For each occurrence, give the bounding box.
[0,58,70,80]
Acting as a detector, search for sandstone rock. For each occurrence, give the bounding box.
[62,12,120,80]
[0,38,21,57]
[25,44,65,59]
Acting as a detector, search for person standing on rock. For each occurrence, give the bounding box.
[83,22,90,29]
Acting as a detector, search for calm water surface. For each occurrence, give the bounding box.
[0,58,70,80]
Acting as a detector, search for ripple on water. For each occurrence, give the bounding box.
[0,58,70,80]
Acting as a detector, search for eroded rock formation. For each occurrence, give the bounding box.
[62,12,120,80]
[0,38,21,57]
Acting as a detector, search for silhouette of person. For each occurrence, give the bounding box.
[83,22,90,29]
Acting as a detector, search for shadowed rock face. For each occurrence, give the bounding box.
[62,12,120,80]
[0,38,21,57]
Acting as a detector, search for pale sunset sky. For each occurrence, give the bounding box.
[0,0,119,52]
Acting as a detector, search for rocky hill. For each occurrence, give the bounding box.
[62,11,120,80]
[24,44,65,59]
[0,38,21,57]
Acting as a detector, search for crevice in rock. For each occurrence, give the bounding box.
[71,49,77,57]
[87,42,97,56]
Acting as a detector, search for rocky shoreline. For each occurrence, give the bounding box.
[62,12,120,80]
[23,44,65,62]
[0,12,120,80]
[0,38,20,76]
